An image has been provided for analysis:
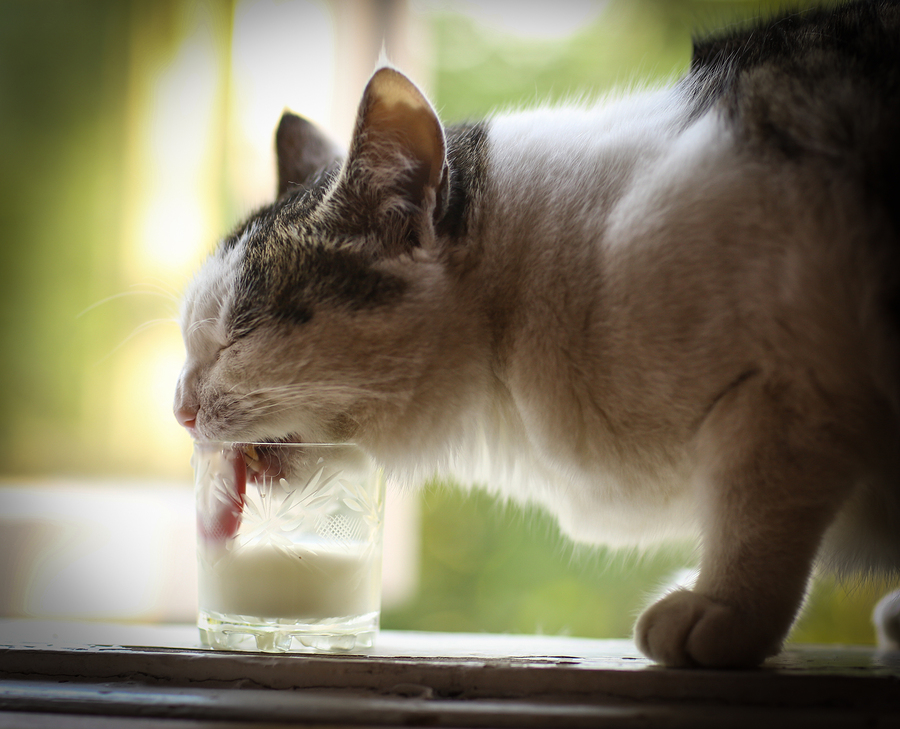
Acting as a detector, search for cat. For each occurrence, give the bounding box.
[174,0,900,667]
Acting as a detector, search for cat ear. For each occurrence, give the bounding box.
[344,67,449,227]
[275,112,344,197]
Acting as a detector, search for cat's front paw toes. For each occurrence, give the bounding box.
[635,589,779,668]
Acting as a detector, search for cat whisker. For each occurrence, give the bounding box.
[90,318,179,366]
[252,384,401,403]
[137,277,183,303]
[240,379,405,398]
[77,287,180,319]
[186,317,219,338]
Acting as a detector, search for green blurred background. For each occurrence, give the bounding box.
[2,0,894,643]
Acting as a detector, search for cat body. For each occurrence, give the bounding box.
[176,0,900,666]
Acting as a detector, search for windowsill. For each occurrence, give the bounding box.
[1,620,899,727]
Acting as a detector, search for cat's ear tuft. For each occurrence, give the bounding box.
[275,112,344,197]
[348,67,448,221]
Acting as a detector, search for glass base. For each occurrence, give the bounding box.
[198,608,379,653]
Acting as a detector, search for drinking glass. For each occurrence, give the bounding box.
[192,441,384,652]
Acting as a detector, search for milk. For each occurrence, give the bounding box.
[198,539,381,620]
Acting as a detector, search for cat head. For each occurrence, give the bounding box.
[174,67,473,450]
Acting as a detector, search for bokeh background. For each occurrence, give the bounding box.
[1,0,894,644]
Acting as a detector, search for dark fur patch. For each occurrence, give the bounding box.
[687,0,900,328]
[221,118,489,338]
[223,172,408,338]
[438,122,490,240]
[688,1,900,165]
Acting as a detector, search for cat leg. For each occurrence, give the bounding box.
[635,381,854,667]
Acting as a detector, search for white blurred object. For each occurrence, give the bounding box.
[0,481,418,622]
[0,483,197,622]
[873,590,900,651]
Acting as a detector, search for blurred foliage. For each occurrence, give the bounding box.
[0,0,133,469]
[0,0,231,476]
[383,0,898,645]
[429,0,843,121]
[384,483,696,638]
[791,577,899,645]
[382,484,899,644]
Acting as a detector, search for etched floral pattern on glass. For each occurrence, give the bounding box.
[193,442,385,652]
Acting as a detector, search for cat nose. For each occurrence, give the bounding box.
[175,405,198,431]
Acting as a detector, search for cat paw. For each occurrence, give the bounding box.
[635,589,779,668]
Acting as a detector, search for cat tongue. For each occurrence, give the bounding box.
[198,447,246,542]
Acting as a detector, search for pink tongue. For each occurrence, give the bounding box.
[199,448,247,542]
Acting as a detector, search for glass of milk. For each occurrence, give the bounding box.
[192,442,384,652]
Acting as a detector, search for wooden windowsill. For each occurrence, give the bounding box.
[1,620,899,727]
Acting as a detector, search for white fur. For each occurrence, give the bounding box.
[175,229,248,417]
[374,89,756,546]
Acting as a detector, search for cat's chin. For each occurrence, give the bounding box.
[240,433,301,446]
[195,421,302,445]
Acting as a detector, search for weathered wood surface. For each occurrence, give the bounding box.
[1,621,898,727]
